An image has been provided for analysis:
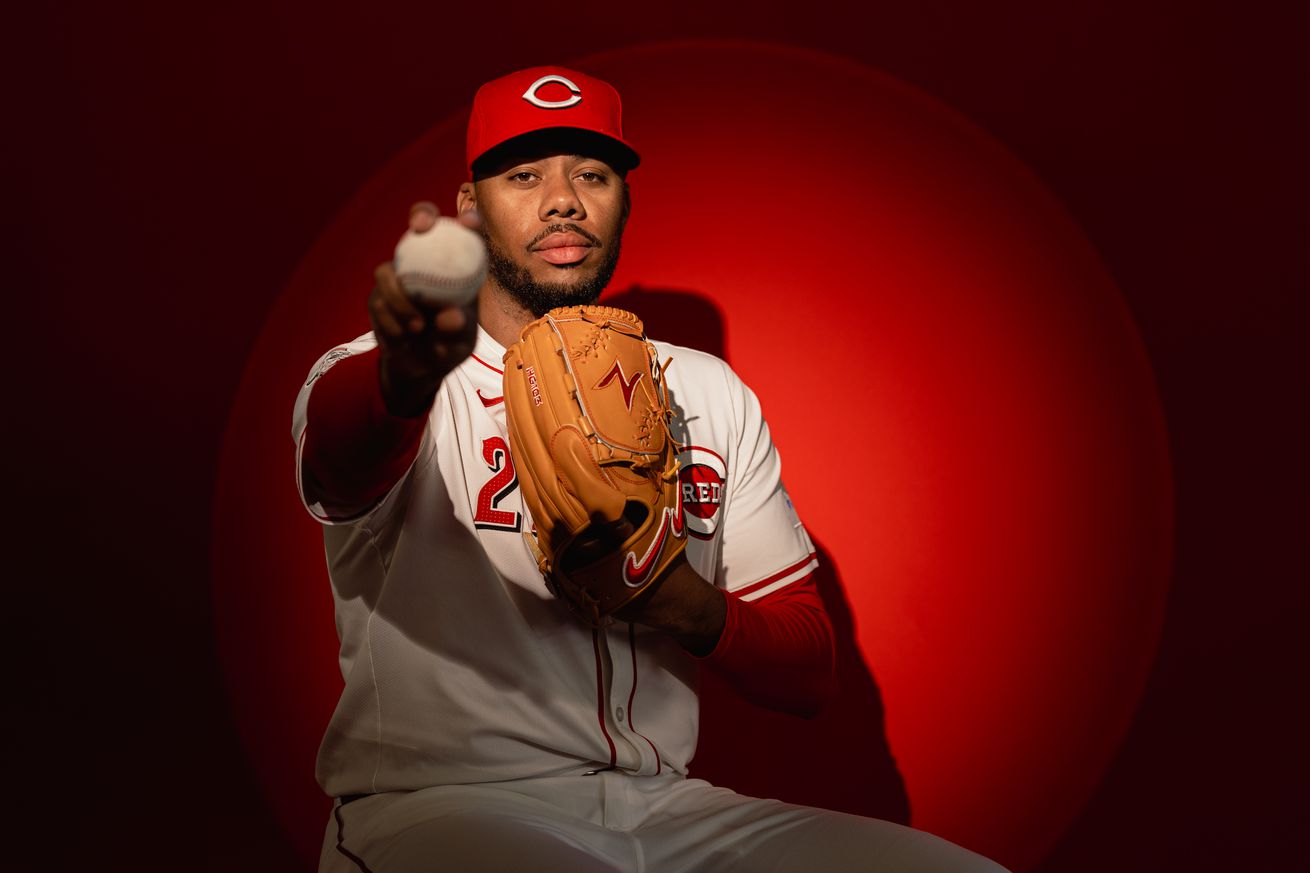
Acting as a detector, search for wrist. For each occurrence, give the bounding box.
[623,555,727,657]
[377,351,442,418]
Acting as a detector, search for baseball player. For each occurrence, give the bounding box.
[295,66,1008,872]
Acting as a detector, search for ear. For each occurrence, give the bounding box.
[457,182,477,216]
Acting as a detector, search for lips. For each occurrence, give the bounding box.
[531,232,593,266]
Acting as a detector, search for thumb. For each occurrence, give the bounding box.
[409,201,438,233]
[457,208,483,232]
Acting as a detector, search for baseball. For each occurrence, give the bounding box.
[393,216,487,307]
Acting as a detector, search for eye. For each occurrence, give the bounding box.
[508,171,538,183]
[576,171,608,184]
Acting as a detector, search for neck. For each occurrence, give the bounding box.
[477,282,536,349]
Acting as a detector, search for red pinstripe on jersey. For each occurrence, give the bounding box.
[591,629,618,771]
[627,623,663,775]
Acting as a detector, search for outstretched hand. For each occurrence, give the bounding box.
[369,202,484,417]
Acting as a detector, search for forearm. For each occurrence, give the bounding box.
[626,558,837,717]
[701,575,837,718]
[302,346,429,507]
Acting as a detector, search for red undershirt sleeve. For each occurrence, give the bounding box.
[697,574,838,718]
[301,346,428,511]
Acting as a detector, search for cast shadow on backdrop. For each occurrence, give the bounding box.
[605,283,911,826]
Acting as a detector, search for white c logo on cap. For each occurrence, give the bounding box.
[522,74,582,109]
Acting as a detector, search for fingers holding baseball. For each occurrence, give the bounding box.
[428,300,479,365]
[374,195,485,337]
[366,200,487,415]
[371,262,477,357]
[394,202,487,311]
[408,200,482,234]
[370,261,426,340]
[409,201,439,233]
[433,303,471,333]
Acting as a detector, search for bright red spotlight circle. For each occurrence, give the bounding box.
[213,42,1171,871]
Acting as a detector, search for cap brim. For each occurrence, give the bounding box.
[470,127,640,179]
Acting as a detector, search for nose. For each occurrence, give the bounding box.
[538,170,586,221]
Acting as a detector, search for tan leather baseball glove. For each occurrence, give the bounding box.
[503,305,686,627]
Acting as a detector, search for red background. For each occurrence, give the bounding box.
[8,3,1304,871]
[213,42,1173,871]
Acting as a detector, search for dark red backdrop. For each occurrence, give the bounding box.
[8,2,1304,871]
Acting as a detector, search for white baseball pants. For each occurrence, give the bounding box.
[320,771,1008,872]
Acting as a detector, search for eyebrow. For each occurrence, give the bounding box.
[511,155,597,163]
[480,154,622,181]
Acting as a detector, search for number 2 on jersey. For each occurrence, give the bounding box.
[473,436,521,532]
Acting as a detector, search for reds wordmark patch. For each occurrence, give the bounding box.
[677,445,726,540]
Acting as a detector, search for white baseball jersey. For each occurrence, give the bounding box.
[293,325,818,799]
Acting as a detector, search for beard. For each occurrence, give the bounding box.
[483,222,624,318]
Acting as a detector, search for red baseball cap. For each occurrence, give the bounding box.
[466,66,640,177]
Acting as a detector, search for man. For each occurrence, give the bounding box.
[295,65,1006,872]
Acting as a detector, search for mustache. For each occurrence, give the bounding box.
[528,223,602,249]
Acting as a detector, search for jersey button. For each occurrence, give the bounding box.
[615,706,625,722]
